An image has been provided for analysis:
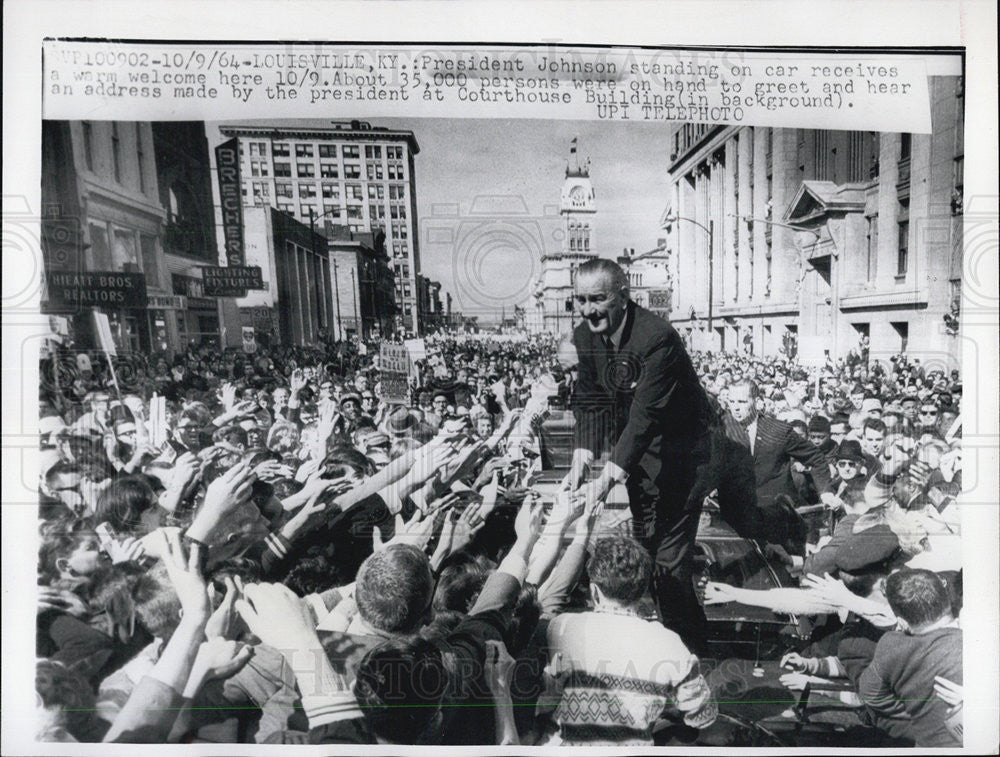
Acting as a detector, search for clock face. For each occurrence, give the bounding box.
[569,185,586,200]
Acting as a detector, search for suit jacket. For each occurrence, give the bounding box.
[747,414,831,506]
[571,301,714,495]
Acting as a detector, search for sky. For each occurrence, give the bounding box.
[209,117,675,322]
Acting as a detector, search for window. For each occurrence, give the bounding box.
[899,133,911,161]
[388,165,404,180]
[277,202,294,213]
[320,162,339,178]
[111,122,122,182]
[88,223,111,268]
[369,204,386,220]
[319,144,337,158]
[765,243,773,295]
[276,182,293,198]
[391,205,406,220]
[112,228,138,268]
[323,205,340,218]
[865,215,879,281]
[343,145,360,158]
[135,124,146,193]
[346,184,363,200]
[346,206,363,219]
[367,185,384,199]
[251,161,262,177]
[897,199,909,276]
[299,184,317,198]
[273,162,291,177]
[321,183,340,200]
[365,145,382,158]
[257,141,267,155]
[81,122,94,170]
[296,144,314,157]
[249,143,260,156]
[272,143,290,157]
[297,163,315,178]
[300,203,316,218]
[344,164,361,179]
[387,145,403,160]
[367,163,383,180]
[140,234,159,287]
[891,321,909,353]
[389,185,405,200]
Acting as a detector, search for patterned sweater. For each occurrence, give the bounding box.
[543,611,717,745]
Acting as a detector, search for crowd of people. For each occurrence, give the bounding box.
[33,324,963,746]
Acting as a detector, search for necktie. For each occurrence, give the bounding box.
[724,413,752,450]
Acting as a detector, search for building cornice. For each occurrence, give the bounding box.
[219,124,420,154]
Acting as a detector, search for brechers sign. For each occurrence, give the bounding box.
[44,271,147,311]
[215,138,245,266]
[201,265,265,297]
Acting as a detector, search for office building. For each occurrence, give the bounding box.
[218,121,421,332]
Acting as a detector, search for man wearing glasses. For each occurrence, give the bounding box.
[918,403,940,433]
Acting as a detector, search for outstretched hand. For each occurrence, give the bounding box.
[373,510,436,553]
[235,582,318,650]
[158,528,209,621]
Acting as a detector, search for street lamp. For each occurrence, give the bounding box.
[662,213,715,335]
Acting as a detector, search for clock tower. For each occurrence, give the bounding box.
[530,140,597,334]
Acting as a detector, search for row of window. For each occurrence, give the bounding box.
[244,141,405,161]
[258,160,406,182]
[80,121,148,194]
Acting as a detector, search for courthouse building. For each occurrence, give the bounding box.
[530,147,597,334]
[217,121,422,332]
[663,76,964,367]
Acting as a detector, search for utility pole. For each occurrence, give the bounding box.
[332,259,342,341]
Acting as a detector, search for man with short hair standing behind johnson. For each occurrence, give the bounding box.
[565,258,715,648]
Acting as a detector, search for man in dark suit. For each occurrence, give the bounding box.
[566,259,715,646]
[723,379,830,552]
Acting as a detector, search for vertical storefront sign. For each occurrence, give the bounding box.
[215,138,244,266]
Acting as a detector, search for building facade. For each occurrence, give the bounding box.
[217,121,420,332]
[325,226,396,341]
[218,206,334,349]
[417,274,445,334]
[530,147,597,334]
[41,120,222,355]
[153,122,223,351]
[663,76,963,367]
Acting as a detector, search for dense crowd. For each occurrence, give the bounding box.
[34,329,963,746]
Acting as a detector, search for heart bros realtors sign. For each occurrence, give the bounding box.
[43,270,147,311]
